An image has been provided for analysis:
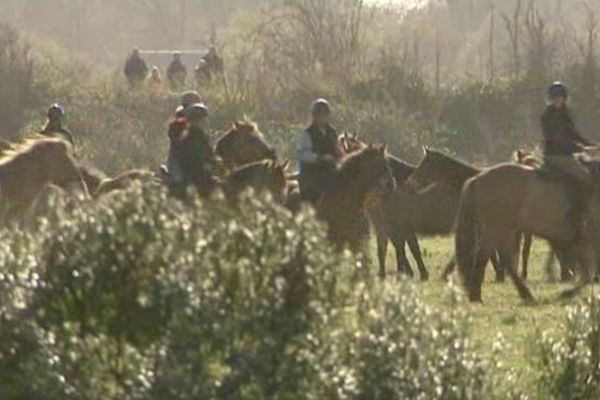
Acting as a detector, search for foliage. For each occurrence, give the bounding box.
[534,295,600,400]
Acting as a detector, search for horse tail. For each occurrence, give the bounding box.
[455,180,484,302]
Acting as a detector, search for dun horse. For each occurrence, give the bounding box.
[0,138,87,214]
[339,133,428,280]
[455,154,600,302]
[215,120,276,170]
[319,144,396,250]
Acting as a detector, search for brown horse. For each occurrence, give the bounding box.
[79,163,108,195]
[455,155,600,303]
[339,133,428,280]
[513,149,575,282]
[215,120,276,170]
[319,144,396,250]
[402,148,505,281]
[222,160,290,206]
[0,138,87,214]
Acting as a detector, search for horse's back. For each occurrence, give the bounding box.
[467,162,571,241]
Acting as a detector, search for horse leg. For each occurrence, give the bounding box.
[377,233,389,279]
[499,234,535,303]
[521,233,533,280]
[407,234,429,281]
[562,244,594,299]
[490,251,505,283]
[392,237,414,278]
[442,255,456,281]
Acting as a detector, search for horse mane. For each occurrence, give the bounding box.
[337,146,383,181]
[0,137,70,167]
[228,159,282,182]
[425,148,479,176]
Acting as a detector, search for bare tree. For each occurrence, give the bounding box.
[502,0,523,79]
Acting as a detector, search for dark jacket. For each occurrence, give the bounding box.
[174,127,214,186]
[124,56,148,82]
[167,60,187,83]
[541,106,591,156]
[306,124,342,160]
[40,123,75,147]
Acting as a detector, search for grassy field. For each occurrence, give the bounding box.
[375,235,598,377]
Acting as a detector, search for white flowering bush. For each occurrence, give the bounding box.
[534,296,600,400]
[0,185,523,400]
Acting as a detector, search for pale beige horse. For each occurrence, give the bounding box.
[455,154,600,303]
[0,137,87,215]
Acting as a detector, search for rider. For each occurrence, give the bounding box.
[124,49,149,88]
[167,52,188,90]
[297,98,343,204]
[165,91,204,183]
[40,104,75,147]
[541,82,594,233]
[171,103,218,193]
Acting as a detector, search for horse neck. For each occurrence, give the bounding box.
[436,158,479,184]
[388,155,415,183]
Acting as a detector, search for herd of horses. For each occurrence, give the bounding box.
[1,120,599,304]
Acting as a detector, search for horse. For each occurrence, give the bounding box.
[402,148,505,281]
[455,153,600,303]
[222,160,290,206]
[214,120,276,170]
[513,149,575,282]
[319,144,396,251]
[0,137,87,214]
[339,133,428,280]
[94,169,159,198]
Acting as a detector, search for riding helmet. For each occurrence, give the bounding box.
[47,103,66,120]
[184,103,209,121]
[548,82,568,99]
[311,98,331,116]
[180,90,203,107]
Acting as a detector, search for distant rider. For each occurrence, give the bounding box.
[541,82,594,233]
[40,104,75,148]
[167,52,188,90]
[297,98,343,204]
[124,49,149,88]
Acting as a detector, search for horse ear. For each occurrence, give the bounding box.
[233,120,241,129]
[280,160,291,171]
[422,145,429,156]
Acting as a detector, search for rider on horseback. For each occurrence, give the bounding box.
[40,104,75,147]
[541,82,594,233]
[297,98,343,204]
[165,91,204,181]
[172,103,218,194]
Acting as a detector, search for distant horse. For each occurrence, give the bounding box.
[455,153,600,302]
[339,133,428,280]
[215,120,276,170]
[94,169,159,198]
[0,138,87,214]
[223,160,290,206]
[402,148,505,281]
[319,144,396,251]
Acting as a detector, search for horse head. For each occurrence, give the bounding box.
[216,119,276,169]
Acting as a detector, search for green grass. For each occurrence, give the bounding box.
[374,235,599,376]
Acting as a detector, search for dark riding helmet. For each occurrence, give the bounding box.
[311,98,331,116]
[180,90,203,107]
[184,103,209,121]
[47,103,65,120]
[548,82,568,99]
